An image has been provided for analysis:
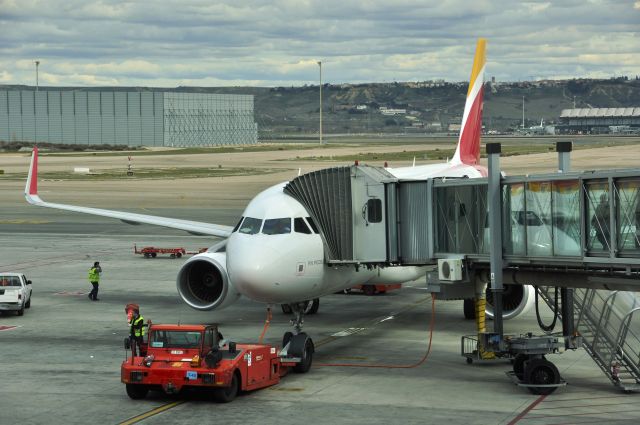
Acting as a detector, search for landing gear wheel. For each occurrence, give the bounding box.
[513,354,530,380]
[303,298,320,315]
[289,333,314,373]
[126,384,149,400]
[524,358,560,395]
[282,331,293,348]
[463,298,476,320]
[281,304,293,314]
[213,372,239,403]
[363,285,376,296]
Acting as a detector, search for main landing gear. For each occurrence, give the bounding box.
[280,302,315,373]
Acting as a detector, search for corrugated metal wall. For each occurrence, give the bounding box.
[163,93,257,147]
[0,91,256,147]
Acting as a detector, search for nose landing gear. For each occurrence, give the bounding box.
[280,302,315,374]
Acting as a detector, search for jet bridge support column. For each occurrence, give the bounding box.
[557,141,577,348]
[487,143,504,339]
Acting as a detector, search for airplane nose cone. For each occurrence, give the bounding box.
[227,237,286,302]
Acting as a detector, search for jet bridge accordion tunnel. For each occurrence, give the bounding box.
[284,164,640,290]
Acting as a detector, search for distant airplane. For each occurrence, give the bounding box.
[24,39,534,354]
[520,119,548,135]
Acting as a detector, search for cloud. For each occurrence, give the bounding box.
[0,0,638,87]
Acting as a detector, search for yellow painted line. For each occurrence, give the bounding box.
[119,401,185,425]
[0,219,51,224]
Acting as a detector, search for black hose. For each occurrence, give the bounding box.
[535,285,559,333]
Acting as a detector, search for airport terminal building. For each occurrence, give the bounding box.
[0,90,258,147]
[557,107,640,134]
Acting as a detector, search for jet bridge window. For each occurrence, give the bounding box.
[239,217,262,235]
[294,217,312,234]
[262,218,291,235]
[366,198,382,223]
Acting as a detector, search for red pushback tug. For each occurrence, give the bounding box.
[121,323,313,402]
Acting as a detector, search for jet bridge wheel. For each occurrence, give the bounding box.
[524,358,560,395]
[513,354,530,380]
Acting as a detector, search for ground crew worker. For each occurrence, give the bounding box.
[87,261,102,301]
[129,309,145,356]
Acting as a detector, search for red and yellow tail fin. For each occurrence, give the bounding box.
[451,38,486,165]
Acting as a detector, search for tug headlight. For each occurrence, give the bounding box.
[143,355,154,367]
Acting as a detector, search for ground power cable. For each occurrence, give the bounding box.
[315,294,436,369]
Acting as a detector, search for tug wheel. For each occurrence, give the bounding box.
[213,372,239,403]
[126,384,149,400]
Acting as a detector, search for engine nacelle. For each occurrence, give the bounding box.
[485,284,535,320]
[176,252,240,311]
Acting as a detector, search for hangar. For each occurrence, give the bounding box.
[0,90,257,147]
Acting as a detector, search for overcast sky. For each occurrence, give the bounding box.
[1,0,639,88]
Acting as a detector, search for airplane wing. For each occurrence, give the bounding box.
[24,147,233,238]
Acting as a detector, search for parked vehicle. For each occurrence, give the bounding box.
[0,273,33,316]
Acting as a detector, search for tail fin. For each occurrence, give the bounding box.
[451,38,486,166]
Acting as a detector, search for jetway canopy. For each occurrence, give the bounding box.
[284,165,640,272]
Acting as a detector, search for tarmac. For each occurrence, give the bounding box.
[1,209,638,425]
[1,143,640,424]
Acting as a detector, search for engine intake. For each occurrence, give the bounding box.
[485,283,534,320]
[176,252,239,311]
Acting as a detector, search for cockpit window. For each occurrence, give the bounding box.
[305,217,319,234]
[232,217,244,233]
[262,218,291,235]
[239,217,262,234]
[294,217,311,234]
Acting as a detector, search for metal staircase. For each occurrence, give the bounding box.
[538,286,640,391]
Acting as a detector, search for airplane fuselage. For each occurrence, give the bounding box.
[226,182,425,304]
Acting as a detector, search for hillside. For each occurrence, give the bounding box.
[183,78,640,136]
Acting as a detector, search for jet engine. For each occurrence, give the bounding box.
[176,252,240,311]
[484,284,535,320]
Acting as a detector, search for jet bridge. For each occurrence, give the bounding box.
[283,142,640,392]
[284,158,640,288]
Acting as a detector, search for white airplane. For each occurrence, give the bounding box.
[24,39,534,359]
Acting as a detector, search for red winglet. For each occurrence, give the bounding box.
[28,146,38,195]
